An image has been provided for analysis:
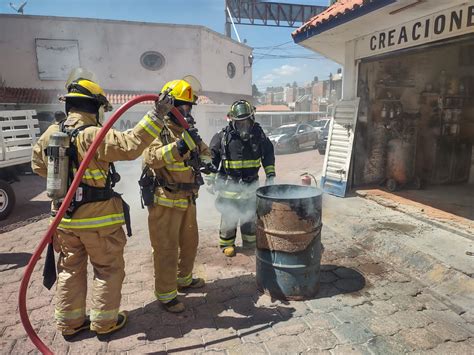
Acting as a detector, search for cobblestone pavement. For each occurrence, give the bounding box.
[1,149,473,354]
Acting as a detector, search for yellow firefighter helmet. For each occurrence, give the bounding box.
[161,79,195,104]
[63,78,113,112]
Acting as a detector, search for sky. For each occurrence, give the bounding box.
[1,0,340,91]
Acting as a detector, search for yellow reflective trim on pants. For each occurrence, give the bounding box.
[90,308,119,322]
[55,307,85,321]
[224,159,261,169]
[264,165,275,174]
[242,234,256,243]
[177,274,192,286]
[162,144,176,165]
[59,213,125,229]
[182,130,196,150]
[155,289,177,303]
[154,196,189,210]
[219,238,235,247]
[219,190,240,199]
[139,115,162,138]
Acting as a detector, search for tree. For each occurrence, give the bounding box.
[252,84,261,97]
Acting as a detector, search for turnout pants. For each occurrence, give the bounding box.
[148,202,198,303]
[53,226,126,333]
[216,196,257,248]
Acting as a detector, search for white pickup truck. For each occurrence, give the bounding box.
[0,110,39,220]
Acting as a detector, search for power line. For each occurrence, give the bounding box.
[253,54,325,60]
[252,40,294,49]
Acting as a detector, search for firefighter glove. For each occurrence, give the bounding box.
[153,93,174,118]
[265,176,275,186]
[177,128,201,156]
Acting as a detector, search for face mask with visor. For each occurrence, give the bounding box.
[230,101,255,141]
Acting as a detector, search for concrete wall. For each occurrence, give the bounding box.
[0,15,252,97]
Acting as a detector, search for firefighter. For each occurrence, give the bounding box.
[142,79,212,313]
[31,76,174,338]
[209,100,275,257]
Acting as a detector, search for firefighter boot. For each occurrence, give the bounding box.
[223,246,236,257]
[163,298,185,313]
[62,317,91,340]
[178,277,205,291]
[95,311,128,340]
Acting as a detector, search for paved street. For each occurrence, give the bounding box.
[0,147,473,354]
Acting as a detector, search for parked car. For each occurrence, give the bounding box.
[35,111,55,135]
[268,123,318,153]
[260,125,274,136]
[309,118,330,135]
[315,119,331,155]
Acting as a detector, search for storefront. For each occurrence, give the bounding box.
[293,0,473,218]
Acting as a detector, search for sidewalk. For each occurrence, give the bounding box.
[1,190,473,354]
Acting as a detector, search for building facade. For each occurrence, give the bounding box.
[294,0,474,205]
[0,14,254,140]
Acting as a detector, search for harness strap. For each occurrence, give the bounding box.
[56,123,132,235]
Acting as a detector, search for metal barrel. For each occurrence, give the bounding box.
[255,184,322,301]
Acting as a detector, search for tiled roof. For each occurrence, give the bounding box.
[0,87,213,105]
[293,0,385,38]
[256,105,291,112]
[0,87,62,104]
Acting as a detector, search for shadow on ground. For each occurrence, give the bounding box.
[0,252,32,271]
[0,174,50,232]
[64,268,365,353]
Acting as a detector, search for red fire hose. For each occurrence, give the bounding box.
[18,94,161,354]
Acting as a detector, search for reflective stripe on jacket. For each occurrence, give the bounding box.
[143,116,211,209]
[209,122,275,182]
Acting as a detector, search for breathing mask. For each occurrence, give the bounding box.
[229,100,255,141]
[233,118,253,141]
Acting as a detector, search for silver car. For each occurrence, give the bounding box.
[268,123,318,153]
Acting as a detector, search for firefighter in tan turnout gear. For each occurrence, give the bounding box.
[32,74,174,338]
[141,79,212,313]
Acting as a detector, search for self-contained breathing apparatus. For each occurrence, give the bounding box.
[45,123,132,236]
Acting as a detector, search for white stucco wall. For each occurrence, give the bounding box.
[0,14,252,96]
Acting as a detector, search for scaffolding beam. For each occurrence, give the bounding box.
[225,0,326,30]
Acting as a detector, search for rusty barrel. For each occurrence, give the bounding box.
[255,184,322,300]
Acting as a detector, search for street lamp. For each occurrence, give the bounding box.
[231,51,253,74]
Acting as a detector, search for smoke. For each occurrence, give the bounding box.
[258,184,322,200]
[212,179,261,231]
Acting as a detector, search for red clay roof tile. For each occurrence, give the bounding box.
[293,0,367,36]
[0,87,212,106]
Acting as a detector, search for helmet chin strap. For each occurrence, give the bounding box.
[97,106,105,125]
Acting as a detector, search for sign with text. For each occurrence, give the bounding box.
[355,3,474,59]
